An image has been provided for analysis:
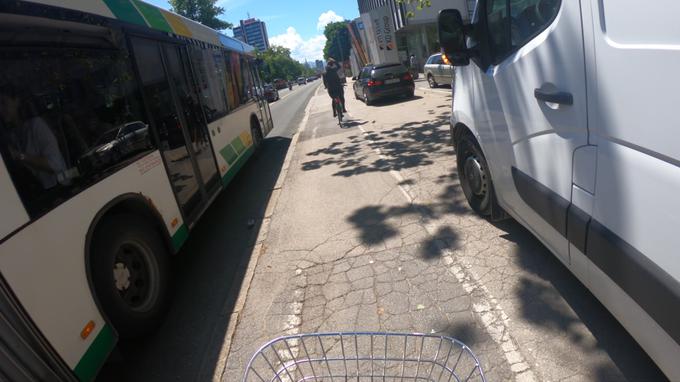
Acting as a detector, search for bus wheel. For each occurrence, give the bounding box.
[251,121,264,151]
[456,134,498,217]
[91,214,171,339]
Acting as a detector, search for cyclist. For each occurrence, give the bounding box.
[322,58,346,118]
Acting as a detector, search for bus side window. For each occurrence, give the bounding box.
[188,46,229,122]
[0,47,150,218]
[240,58,255,103]
[223,53,238,111]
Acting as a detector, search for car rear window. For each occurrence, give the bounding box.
[371,64,407,79]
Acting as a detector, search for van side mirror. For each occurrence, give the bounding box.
[438,9,470,66]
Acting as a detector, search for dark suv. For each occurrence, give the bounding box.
[353,63,415,105]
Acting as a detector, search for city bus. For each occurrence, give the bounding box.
[0,1,273,380]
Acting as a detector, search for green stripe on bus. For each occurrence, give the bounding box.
[222,146,254,187]
[172,224,189,251]
[102,0,147,26]
[73,324,115,382]
[132,0,173,33]
[231,136,246,155]
[220,144,238,165]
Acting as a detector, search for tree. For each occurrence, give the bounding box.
[396,0,432,18]
[323,21,351,61]
[256,46,309,83]
[169,0,232,30]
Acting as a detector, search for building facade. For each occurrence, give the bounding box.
[356,0,474,69]
[315,60,325,73]
[233,18,270,51]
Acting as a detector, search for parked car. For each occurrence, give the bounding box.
[424,53,453,88]
[439,2,680,379]
[353,63,415,105]
[263,84,279,102]
[273,78,287,89]
[307,76,316,82]
[297,76,307,85]
[79,121,151,171]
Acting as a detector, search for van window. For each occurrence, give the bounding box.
[602,0,680,45]
[485,0,561,64]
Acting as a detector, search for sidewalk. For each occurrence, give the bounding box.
[219,86,660,381]
[219,87,514,381]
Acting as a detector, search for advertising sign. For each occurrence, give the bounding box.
[362,5,399,64]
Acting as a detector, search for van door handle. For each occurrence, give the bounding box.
[534,88,573,105]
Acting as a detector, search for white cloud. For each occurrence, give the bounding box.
[317,10,344,31]
[270,27,327,62]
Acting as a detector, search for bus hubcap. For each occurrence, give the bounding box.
[113,242,157,312]
[464,156,487,196]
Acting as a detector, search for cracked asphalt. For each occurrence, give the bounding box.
[224,85,665,381]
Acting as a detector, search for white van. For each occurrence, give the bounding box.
[438,1,680,379]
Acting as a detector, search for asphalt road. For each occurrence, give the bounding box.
[96,81,321,382]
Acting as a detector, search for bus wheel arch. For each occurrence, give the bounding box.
[250,114,264,150]
[84,195,173,339]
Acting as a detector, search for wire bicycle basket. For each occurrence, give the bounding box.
[243,332,486,382]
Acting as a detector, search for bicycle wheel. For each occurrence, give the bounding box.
[335,98,343,125]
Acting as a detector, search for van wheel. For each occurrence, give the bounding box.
[428,74,438,88]
[456,134,499,217]
[91,214,171,339]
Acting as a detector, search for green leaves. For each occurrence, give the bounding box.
[169,0,233,30]
[323,21,350,61]
[395,0,432,18]
[256,47,311,83]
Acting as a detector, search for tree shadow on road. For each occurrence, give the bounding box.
[491,219,667,381]
[302,114,453,178]
[367,95,424,107]
[302,111,469,261]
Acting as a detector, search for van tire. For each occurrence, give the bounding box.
[91,214,171,339]
[456,134,499,217]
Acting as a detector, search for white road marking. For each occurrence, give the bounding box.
[358,124,537,382]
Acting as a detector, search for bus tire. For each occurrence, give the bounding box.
[456,133,499,217]
[251,119,264,151]
[90,214,171,339]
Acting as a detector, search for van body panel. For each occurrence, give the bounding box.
[458,0,588,264]
[449,0,680,377]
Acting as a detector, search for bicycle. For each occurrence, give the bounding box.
[333,96,344,127]
[243,332,486,382]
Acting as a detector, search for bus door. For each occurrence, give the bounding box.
[131,37,220,225]
[250,63,273,132]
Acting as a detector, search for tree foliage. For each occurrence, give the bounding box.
[396,0,432,18]
[256,46,314,83]
[169,0,232,30]
[323,21,351,61]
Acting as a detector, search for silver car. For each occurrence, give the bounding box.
[424,53,454,88]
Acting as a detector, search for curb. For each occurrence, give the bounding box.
[209,85,322,382]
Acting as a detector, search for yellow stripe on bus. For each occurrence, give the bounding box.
[161,10,192,38]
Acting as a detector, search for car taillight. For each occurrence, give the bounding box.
[367,80,383,87]
[403,72,412,81]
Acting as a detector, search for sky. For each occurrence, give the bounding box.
[145,0,359,62]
